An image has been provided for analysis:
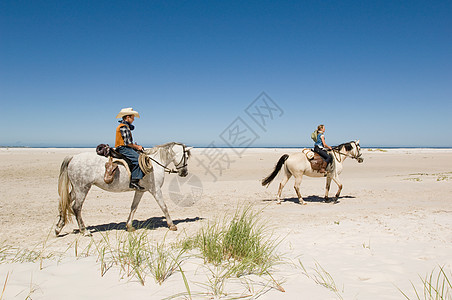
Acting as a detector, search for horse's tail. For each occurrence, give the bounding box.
[58,156,74,224]
[262,154,289,187]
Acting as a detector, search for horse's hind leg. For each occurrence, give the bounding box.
[126,191,145,232]
[72,186,92,236]
[55,215,65,236]
[276,170,291,204]
[294,175,306,205]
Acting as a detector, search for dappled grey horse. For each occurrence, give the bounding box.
[55,142,191,236]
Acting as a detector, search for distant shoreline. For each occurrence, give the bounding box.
[2,146,452,150]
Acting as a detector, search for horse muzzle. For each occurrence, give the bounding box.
[179,168,188,177]
[357,157,364,163]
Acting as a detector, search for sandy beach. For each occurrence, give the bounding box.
[0,147,451,299]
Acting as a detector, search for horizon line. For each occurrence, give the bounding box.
[2,145,452,149]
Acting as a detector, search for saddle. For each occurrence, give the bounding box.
[96,144,133,184]
[302,148,330,173]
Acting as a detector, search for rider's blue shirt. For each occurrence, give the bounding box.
[315,133,324,148]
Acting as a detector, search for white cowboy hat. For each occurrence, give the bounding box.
[116,107,140,119]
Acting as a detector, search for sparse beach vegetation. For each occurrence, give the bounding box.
[298,259,344,300]
[367,148,388,152]
[401,172,452,182]
[0,206,286,298]
[399,266,451,300]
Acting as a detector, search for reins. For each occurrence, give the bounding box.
[148,155,178,173]
[331,141,362,162]
[140,144,188,174]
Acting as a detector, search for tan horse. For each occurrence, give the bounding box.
[262,141,363,204]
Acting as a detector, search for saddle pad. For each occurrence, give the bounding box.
[302,148,315,160]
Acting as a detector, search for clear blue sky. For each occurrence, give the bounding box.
[1,1,451,147]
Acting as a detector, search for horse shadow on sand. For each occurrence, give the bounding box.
[68,216,202,235]
[262,195,355,205]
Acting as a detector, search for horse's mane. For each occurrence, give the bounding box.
[333,142,354,152]
[145,142,190,161]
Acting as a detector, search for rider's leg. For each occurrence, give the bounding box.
[314,145,331,172]
[116,146,145,190]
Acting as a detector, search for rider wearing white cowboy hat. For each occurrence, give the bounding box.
[115,108,145,190]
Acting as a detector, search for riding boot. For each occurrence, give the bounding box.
[130,179,145,191]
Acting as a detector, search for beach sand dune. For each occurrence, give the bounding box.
[0,148,451,299]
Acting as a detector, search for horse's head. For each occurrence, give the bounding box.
[335,140,363,163]
[171,143,192,177]
[352,140,364,163]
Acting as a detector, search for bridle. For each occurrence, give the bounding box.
[145,144,189,174]
[173,145,189,171]
[332,141,362,162]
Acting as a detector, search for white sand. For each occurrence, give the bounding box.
[0,147,451,299]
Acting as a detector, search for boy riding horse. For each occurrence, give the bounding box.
[115,107,145,190]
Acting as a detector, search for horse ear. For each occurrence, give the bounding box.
[186,147,194,151]
[356,140,360,144]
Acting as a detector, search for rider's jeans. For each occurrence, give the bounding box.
[116,146,145,180]
[314,145,332,165]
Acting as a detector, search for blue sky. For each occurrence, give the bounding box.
[1,1,451,147]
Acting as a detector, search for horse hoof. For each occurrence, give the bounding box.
[82,230,92,237]
[276,201,281,205]
[127,226,136,232]
[169,225,177,231]
[301,202,307,205]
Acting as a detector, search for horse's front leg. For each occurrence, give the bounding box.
[152,189,177,231]
[126,191,145,232]
[324,176,333,203]
[332,176,343,203]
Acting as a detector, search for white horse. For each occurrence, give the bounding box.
[55,142,191,236]
[262,141,363,204]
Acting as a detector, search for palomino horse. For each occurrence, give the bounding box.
[55,142,191,236]
[262,141,363,204]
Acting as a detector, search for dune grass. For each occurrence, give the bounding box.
[0,243,54,264]
[1,271,9,300]
[90,230,187,285]
[0,206,284,298]
[193,206,282,277]
[298,259,344,300]
[173,205,285,298]
[399,266,451,300]
[148,236,186,285]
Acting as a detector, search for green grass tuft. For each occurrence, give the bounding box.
[399,265,452,300]
[193,206,282,277]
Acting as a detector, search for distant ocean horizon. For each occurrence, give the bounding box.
[2,145,452,149]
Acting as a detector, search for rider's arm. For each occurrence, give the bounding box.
[120,126,143,151]
[321,135,332,150]
[128,143,143,151]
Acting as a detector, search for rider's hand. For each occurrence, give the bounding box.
[136,144,143,151]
